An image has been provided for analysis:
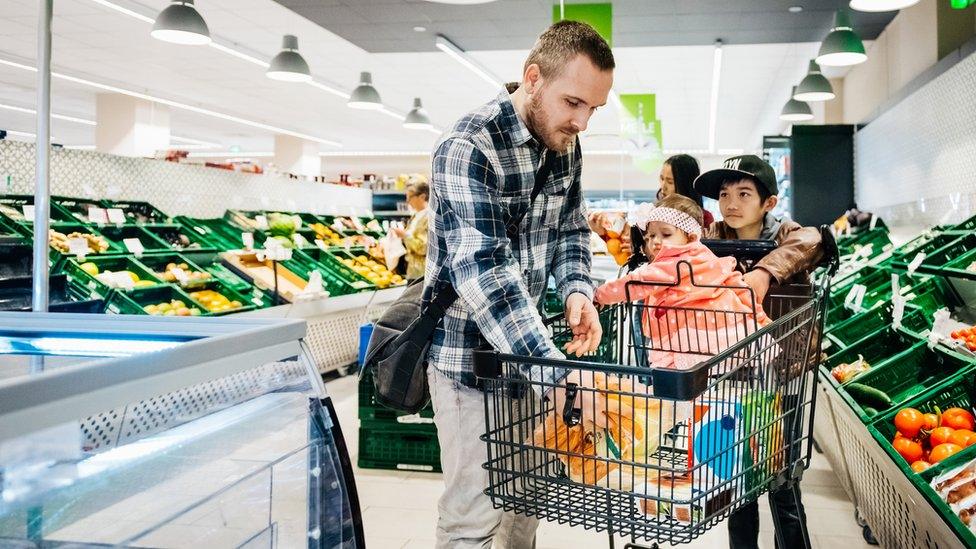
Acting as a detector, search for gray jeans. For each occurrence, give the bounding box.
[427,367,539,549]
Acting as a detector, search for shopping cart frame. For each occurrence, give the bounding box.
[473,229,838,548]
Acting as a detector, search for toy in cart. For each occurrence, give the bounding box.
[474,235,836,548]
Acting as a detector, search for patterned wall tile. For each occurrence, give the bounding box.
[855,52,976,230]
[0,141,370,218]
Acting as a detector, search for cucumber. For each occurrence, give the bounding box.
[863,406,879,418]
[846,382,893,409]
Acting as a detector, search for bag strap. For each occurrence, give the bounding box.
[429,150,557,313]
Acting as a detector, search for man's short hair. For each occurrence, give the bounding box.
[524,20,615,79]
[720,177,771,203]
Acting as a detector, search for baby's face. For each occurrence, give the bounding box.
[643,221,693,259]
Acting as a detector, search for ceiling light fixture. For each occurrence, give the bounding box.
[816,9,868,67]
[0,56,341,147]
[707,40,724,153]
[780,86,814,122]
[849,0,920,12]
[348,72,383,110]
[151,0,211,46]
[0,102,96,125]
[413,26,427,32]
[794,60,835,102]
[788,5,803,12]
[403,98,433,130]
[435,34,503,88]
[266,35,311,82]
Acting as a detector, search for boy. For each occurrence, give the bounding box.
[694,155,823,549]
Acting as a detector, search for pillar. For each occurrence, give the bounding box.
[95,93,170,157]
[274,134,320,178]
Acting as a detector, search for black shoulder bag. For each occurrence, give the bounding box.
[362,152,555,413]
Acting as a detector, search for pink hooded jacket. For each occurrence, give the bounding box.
[594,241,771,370]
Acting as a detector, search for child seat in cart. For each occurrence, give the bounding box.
[473,227,839,548]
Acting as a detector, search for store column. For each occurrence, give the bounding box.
[273,134,319,178]
[95,93,170,157]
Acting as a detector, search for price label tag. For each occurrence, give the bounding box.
[88,207,109,224]
[844,284,867,311]
[242,232,254,250]
[254,215,268,230]
[251,296,264,306]
[869,214,879,230]
[892,295,906,329]
[107,208,126,224]
[123,238,145,257]
[21,205,35,220]
[111,271,135,290]
[171,267,189,284]
[68,237,89,258]
[907,252,926,276]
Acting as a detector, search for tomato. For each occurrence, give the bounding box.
[968,342,976,352]
[949,430,976,447]
[942,408,976,431]
[923,413,939,431]
[931,426,956,447]
[895,408,925,438]
[930,443,964,463]
[893,437,924,463]
[911,460,932,473]
[953,331,962,339]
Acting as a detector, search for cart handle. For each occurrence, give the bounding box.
[561,382,582,426]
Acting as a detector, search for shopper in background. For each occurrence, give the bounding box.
[392,179,430,280]
[425,20,614,549]
[694,154,823,549]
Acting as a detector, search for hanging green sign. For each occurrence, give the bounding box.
[552,3,613,47]
[618,93,664,175]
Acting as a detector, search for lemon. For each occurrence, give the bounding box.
[79,262,99,277]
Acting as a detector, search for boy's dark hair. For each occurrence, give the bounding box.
[524,20,615,79]
[664,154,703,208]
[720,177,772,203]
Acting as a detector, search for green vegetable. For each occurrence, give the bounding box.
[846,382,892,409]
[267,213,297,238]
[863,406,879,418]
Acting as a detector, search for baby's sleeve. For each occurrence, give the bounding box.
[594,265,671,305]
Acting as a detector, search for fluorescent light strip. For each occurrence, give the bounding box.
[170,134,221,148]
[0,102,97,125]
[188,151,273,158]
[435,35,503,89]
[0,56,342,147]
[707,41,723,154]
[85,0,438,130]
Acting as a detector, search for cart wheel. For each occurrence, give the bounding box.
[854,509,867,527]
[623,544,658,549]
[862,525,879,546]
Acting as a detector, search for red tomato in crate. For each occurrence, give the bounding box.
[949,430,976,448]
[923,413,939,431]
[930,443,964,463]
[930,427,956,447]
[911,460,932,473]
[943,408,976,431]
[893,437,924,463]
[894,408,925,438]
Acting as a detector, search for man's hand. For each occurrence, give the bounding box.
[586,212,608,237]
[563,293,602,358]
[743,269,773,305]
[549,369,608,429]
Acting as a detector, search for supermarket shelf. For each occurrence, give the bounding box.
[236,285,405,319]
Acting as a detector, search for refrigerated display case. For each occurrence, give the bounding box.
[762,135,793,220]
[0,313,362,548]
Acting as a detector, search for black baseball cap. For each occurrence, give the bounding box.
[693,155,778,200]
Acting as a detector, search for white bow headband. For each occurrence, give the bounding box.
[630,203,702,237]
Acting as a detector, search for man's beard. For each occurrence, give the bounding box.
[526,90,576,152]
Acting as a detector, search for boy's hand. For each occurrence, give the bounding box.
[564,293,602,357]
[743,269,773,304]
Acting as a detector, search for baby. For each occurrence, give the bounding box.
[594,194,771,370]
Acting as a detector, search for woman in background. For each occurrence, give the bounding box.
[393,179,430,280]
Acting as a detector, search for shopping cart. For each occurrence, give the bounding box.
[473,230,838,548]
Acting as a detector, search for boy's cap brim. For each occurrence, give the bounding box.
[693,169,763,200]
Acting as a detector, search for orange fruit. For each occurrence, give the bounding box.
[930,443,963,463]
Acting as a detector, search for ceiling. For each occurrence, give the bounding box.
[273,0,896,52]
[0,0,880,158]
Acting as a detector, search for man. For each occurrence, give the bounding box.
[694,155,823,549]
[425,20,614,548]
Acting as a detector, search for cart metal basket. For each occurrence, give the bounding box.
[474,234,837,547]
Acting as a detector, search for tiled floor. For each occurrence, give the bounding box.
[328,374,877,549]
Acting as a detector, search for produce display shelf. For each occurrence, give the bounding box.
[175,216,251,251]
[186,279,257,316]
[53,195,113,225]
[836,228,892,259]
[58,255,164,295]
[100,199,172,224]
[0,194,75,224]
[139,223,221,253]
[136,252,214,289]
[288,248,374,297]
[904,232,976,280]
[96,224,175,254]
[889,232,967,272]
[105,283,209,316]
[46,222,123,257]
[179,250,255,292]
[823,302,927,351]
[822,323,923,390]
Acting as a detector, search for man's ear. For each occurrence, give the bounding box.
[762,195,779,213]
[523,63,542,93]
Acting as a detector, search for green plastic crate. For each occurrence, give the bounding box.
[53,258,114,302]
[358,368,435,422]
[890,233,965,272]
[53,195,113,225]
[105,284,208,316]
[949,212,976,233]
[179,250,254,292]
[58,255,163,295]
[136,252,215,289]
[837,343,974,422]
[939,248,976,280]
[822,325,923,392]
[0,194,75,223]
[96,224,173,254]
[908,233,976,278]
[836,228,892,259]
[358,419,441,473]
[185,280,257,315]
[825,303,927,350]
[176,216,251,251]
[288,249,374,296]
[887,231,944,265]
[99,199,171,224]
[322,248,392,290]
[46,222,122,257]
[868,373,976,549]
[140,223,220,253]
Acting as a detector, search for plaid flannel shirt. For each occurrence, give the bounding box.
[424,88,593,390]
